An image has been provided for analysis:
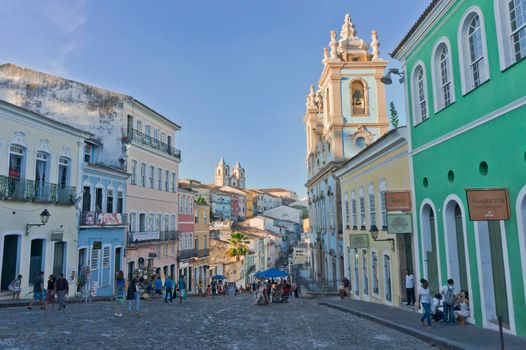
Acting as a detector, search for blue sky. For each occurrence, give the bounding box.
[0,0,429,196]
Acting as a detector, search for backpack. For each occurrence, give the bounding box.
[444,287,455,305]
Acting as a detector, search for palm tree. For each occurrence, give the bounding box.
[226,232,249,261]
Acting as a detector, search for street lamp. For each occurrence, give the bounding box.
[381,68,405,85]
[25,209,51,235]
[369,224,394,250]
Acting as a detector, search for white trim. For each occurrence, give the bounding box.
[419,199,442,287]
[474,220,516,334]
[382,249,393,306]
[457,6,491,95]
[431,37,456,113]
[441,194,475,324]
[516,185,526,307]
[412,96,526,155]
[411,61,430,125]
[494,0,515,70]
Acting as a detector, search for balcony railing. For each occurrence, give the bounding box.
[127,230,179,245]
[197,248,210,258]
[126,129,181,160]
[178,248,197,261]
[0,176,76,205]
[80,212,128,226]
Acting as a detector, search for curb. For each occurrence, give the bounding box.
[319,302,464,350]
[0,296,113,308]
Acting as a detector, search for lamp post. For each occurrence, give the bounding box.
[369,224,394,250]
[25,209,51,236]
[380,68,405,85]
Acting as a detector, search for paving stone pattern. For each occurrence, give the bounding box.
[0,295,437,350]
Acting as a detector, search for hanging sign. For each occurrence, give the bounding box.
[349,234,369,248]
[385,191,412,212]
[387,213,413,234]
[50,231,63,241]
[466,188,510,221]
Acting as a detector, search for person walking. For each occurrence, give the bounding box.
[164,275,173,303]
[405,270,415,306]
[441,279,456,325]
[27,271,45,310]
[114,271,126,317]
[127,277,140,312]
[211,279,217,299]
[342,277,350,298]
[45,274,56,309]
[197,281,203,296]
[154,276,162,300]
[177,276,186,304]
[418,278,432,329]
[54,273,69,311]
[8,275,22,300]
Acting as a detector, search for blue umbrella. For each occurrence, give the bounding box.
[255,268,289,278]
[211,275,227,280]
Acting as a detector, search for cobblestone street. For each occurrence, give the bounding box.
[0,295,437,350]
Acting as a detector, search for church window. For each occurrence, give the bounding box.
[350,80,367,115]
[411,63,428,125]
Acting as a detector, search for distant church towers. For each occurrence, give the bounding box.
[215,157,245,188]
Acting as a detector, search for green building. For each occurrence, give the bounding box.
[392,0,526,336]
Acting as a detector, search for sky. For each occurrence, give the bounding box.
[0,0,429,196]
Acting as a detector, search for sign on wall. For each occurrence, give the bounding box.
[465,188,510,221]
[132,231,160,242]
[349,234,369,248]
[387,213,412,234]
[385,191,412,212]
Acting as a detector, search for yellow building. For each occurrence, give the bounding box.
[335,127,413,307]
[240,189,256,219]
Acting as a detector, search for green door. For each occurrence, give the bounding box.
[488,221,509,327]
[427,214,440,295]
[454,205,468,291]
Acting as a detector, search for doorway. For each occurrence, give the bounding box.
[1,235,20,290]
[421,203,440,294]
[444,200,468,291]
[53,242,66,275]
[384,253,392,303]
[29,239,45,284]
[114,247,122,276]
[477,221,511,328]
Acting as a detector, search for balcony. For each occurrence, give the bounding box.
[0,176,76,205]
[196,248,210,258]
[126,129,181,160]
[127,230,179,245]
[80,212,128,226]
[177,248,197,261]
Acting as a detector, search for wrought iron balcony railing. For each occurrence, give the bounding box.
[126,129,181,160]
[0,176,76,205]
[80,212,128,226]
[197,248,210,258]
[177,248,197,261]
[127,230,179,245]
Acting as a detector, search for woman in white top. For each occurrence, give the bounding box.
[418,278,432,328]
[454,290,470,323]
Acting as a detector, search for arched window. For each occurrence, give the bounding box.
[432,39,455,111]
[495,0,526,69]
[458,8,490,93]
[411,63,429,125]
[350,80,367,115]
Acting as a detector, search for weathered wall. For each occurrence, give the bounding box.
[0,63,128,167]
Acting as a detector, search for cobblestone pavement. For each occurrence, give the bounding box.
[0,295,437,350]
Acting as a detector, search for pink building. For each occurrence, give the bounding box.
[177,184,197,289]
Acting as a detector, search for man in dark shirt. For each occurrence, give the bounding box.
[55,273,69,310]
[27,271,45,310]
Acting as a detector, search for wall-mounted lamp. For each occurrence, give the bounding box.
[25,209,51,236]
[381,68,405,85]
[369,224,394,250]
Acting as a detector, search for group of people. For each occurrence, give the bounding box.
[417,277,470,328]
[253,279,299,305]
[114,271,189,317]
[7,272,70,311]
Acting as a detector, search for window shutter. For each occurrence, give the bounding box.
[102,246,110,269]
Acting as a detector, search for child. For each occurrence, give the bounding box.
[431,293,443,322]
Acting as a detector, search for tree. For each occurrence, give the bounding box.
[389,101,399,128]
[226,232,250,261]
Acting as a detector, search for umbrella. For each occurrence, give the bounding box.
[211,275,227,280]
[255,268,289,279]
